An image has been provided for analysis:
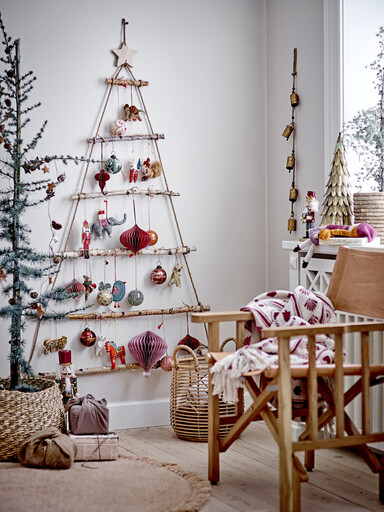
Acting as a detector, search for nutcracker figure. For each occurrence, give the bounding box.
[56,349,79,404]
[81,220,91,259]
[300,191,318,238]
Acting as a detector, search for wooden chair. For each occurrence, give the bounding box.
[191,246,384,512]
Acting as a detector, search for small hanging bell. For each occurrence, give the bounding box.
[288,217,296,232]
[289,188,298,202]
[282,124,294,140]
[286,155,295,170]
[290,92,299,108]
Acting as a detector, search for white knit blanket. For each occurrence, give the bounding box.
[210,286,337,403]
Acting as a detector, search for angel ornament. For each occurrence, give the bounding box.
[95,334,107,357]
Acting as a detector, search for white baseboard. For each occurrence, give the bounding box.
[108,398,170,430]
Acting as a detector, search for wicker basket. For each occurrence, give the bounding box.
[0,377,66,460]
[170,345,243,442]
[353,192,384,240]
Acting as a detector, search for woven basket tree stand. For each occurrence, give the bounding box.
[0,377,65,461]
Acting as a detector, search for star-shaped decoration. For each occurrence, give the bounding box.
[112,43,137,67]
[37,304,45,319]
[43,165,50,173]
[47,182,56,193]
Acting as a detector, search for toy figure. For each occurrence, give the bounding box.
[81,220,91,258]
[91,210,127,238]
[56,350,79,404]
[124,103,143,122]
[300,191,318,238]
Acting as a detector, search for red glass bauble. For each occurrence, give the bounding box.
[147,230,158,246]
[178,334,200,351]
[120,224,151,254]
[80,327,97,347]
[150,264,167,285]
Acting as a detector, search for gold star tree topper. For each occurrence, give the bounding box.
[112,43,137,67]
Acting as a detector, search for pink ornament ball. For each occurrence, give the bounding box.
[110,119,127,136]
[160,355,174,372]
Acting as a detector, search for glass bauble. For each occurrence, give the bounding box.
[105,154,122,174]
[80,327,97,347]
[147,229,158,246]
[150,264,167,285]
[127,289,144,306]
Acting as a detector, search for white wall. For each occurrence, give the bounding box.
[0,0,267,428]
[265,0,333,290]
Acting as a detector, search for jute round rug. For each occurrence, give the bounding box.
[0,455,211,512]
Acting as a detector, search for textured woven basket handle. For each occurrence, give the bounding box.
[173,345,199,371]
[220,337,236,352]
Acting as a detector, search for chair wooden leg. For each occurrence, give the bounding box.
[208,391,220,484]
[292,461,302,512]
[305,450,315,471]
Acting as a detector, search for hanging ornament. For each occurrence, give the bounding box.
[95,334,106,357]
[112,280,126,308]
[81,220,91,259]
[43,336,68,354]
[83,275,97,302]
[137,158,142,171]
[147,229,158,246]
[51,220,62,230]
[105,341,126,370]
[150,262,167,285]
[129,165,138,183]
[105,153,122,174]
[110,119,127,136]
[127,289,144,306]
[0,268,7,281]
[120,200,151,253]
[160,355,174,372]
[178,333,200,351]
[168,262,183,288]
[124,103,143,122]
[96,281,113,306]
[120,224,151,253]
[141,159,162,181]
[64,278,86,299]
[128,330,167,377]
[94,168,110,194]
[80,325,97,347]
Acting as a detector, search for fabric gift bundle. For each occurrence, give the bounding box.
[18,427,76,469]
[66,394,109,435]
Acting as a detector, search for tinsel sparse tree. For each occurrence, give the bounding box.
[0,14,92,390]
[321,133,354,226]
[344,27,384,192]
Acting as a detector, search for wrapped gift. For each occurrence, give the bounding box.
[66,394,109,435]
[68,433,118,461]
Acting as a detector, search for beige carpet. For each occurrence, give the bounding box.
[0,455,211,512]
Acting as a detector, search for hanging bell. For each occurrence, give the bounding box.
[282,124,294,140]
[288,217,297,232]
[290,92,299,108]
[150,263,167,285]
[286,155,295,170]
[289,188,298,202]
[105,154,122,174]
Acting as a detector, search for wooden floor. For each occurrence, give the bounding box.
[117,422,384,512]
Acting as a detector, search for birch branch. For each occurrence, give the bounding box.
[66,304,211,320]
